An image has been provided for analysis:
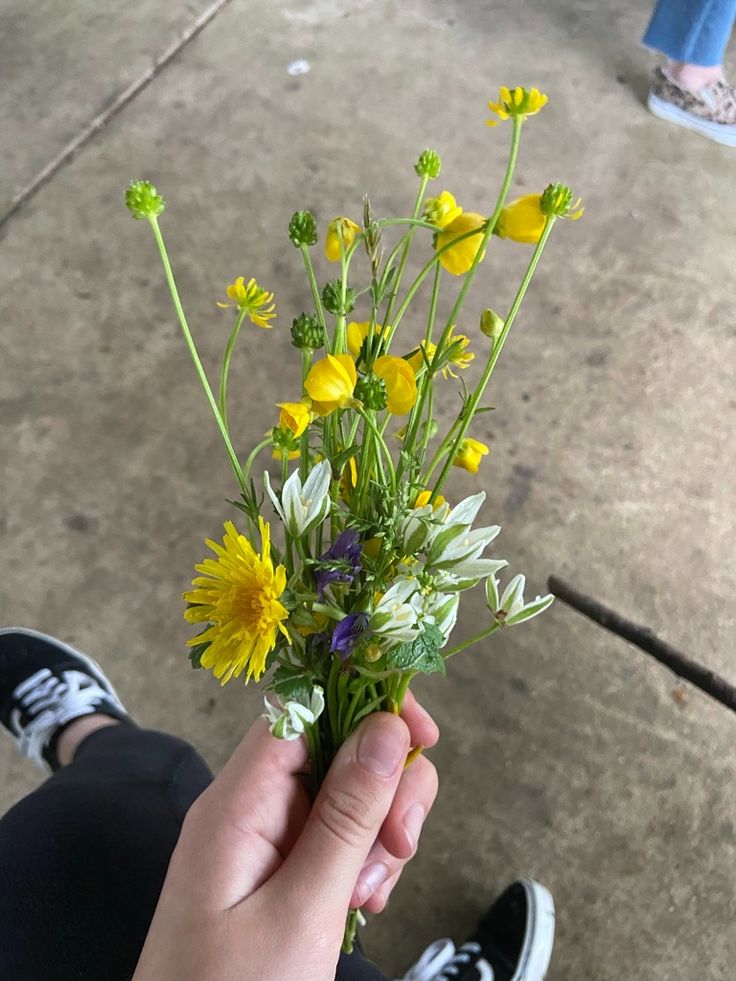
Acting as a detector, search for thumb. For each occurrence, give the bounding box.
[276,712,410,919]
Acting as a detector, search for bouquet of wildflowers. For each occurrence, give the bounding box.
[126,86,581,951]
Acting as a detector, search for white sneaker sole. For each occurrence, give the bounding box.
[647,92,736,146]
[513,879,556,981]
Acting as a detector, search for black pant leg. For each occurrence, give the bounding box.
[0,725,212,981]
[0,724,388,980]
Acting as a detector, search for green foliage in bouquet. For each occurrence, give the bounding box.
[126,85,582,951]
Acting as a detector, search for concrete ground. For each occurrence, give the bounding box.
[1,1,735,977]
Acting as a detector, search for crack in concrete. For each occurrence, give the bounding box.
[0,0,234,233]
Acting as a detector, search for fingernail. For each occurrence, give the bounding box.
[403,802,426,850]
[358,721,405,776]
[355,862,389,905]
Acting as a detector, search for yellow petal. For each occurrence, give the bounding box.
[435,212,487,276]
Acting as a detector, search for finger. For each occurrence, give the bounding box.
[362,867,401,914]
[173,719,310,908]
[378,752,438,860]
[350,837,406,909]
[401,690,440,748]
[275,712,410,922]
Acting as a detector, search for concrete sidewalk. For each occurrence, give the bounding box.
[1,1,735,978]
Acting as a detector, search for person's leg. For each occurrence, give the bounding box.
[642,0,736,141]
[0,722,214,981]
[643,0,736,69]
[0,628,387,980]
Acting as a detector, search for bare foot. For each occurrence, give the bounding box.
[665,60,724,93]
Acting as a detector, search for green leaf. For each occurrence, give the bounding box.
[187,627,211,670]
[331,445,360,472]
[384,624,446,676]
[273,664,312,700]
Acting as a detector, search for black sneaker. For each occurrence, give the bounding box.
[399,880,554,980]
[0,627,129,771]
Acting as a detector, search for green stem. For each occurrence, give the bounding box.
[431,215,556,501]
[387,117,523,348]
[395,264,442,483]
[218,309,247,431]
[242,435,274,488]
[300,244,329,348]
[378,216,438,233]
[300,349,312,481]
[149,217,246,494]
[440,116,524,343]
[381,175,429,332]
[355,407,396,493]
[444,621,501,659]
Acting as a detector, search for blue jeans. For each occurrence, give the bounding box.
[643,0,736,65]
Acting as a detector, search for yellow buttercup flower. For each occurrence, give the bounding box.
[486,86,548,126]
[183,518,288,685]
[453,437,489,474]
[414,489,446,509]
[305,354,357,415]
[443,327,475,376]
[325,217,361,261]
[275,400,312,438]
[373,355,418,415]
[347,321,386,359]
[272,446,301,461]
[217,276,276,328]
[423,191,462,229]
[339,456,359,502]
[435,213,487,276]
[495,194,546,244]
[409,327,475,379]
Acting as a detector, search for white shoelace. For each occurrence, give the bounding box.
[10,667,118,766]
[400,939,492,980]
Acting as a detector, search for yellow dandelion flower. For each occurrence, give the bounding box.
[325,217,361,262]
[373,355,418,415]
[423,191,463,229]
[305,354,357,416]
[217,276,276,328]
[347,321,386,359]
[495,194,546,244]
[453,437,489,474]
[183,518,288,685]
[435,212,487,276]
[414,489,446,509]
[486,86,548,126]
[275,400,312,438]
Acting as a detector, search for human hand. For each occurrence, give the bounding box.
[134,692,439,980]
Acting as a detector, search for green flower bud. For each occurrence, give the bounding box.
[321,279,357,316]
[540,183,584,220]
[289,210,318,248]
[540,183,572,217]
[414,149,442,180]
[291,313,324,351]
[480,308,505,344]
[354,374,388,411]
[125,180,165,220]
[271,426,300,452]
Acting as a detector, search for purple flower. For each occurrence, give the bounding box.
[330,613,369,661]
[314,528,362,597]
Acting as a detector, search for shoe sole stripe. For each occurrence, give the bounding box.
[513,880,555,981]
[647,93,736,146]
